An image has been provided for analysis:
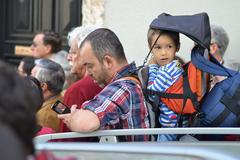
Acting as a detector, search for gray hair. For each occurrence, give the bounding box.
[211,24,229,58]
[34,59,65,95]
[67,25,99,48]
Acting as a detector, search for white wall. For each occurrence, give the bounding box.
[104,0,240,66]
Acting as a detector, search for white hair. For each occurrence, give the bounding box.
[67,25,99,48]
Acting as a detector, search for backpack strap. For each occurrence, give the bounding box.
[121,76,141,86]
[177,64,199,127]
[211,85,240,126]
[138,67,161,129]
[191,46,237,77]
[182,63,199,111]
[121,73,158,131]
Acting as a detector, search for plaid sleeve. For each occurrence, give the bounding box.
[83,81,131,128]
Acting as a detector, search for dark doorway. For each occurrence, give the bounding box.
[0,0,82,65]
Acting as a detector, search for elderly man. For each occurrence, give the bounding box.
[59,26,102,134]
[210,24,229,88]
[59,28,149,141]
[32,58,65,132]
[210,24,229,64]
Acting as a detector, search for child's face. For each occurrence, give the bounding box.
[151,34,178,66]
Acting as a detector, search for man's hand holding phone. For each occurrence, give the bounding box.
[51,100,78,130]
[51,100,71,114]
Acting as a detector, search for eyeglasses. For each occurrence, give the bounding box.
[68,51,77,55]
[210,42,221,49]
[31,42,43,48]
[68,48,78,55]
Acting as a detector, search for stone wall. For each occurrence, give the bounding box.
[82,0,105,26]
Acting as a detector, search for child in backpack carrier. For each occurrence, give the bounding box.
[147,28,190,141]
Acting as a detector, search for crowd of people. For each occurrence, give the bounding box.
[0,12,236,159]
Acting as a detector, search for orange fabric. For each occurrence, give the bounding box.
[122,64,208,115]
[122,76,141,85]
[161,62,205,114]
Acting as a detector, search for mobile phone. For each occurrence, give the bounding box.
[51,100,71,114]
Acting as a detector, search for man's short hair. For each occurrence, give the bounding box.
[21,56,36,76]
[34,59,65,95]
[80,28,126,63]
[211,24,229,58]
[42,31,62,53]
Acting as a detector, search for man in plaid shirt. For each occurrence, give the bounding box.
[59,28,149,141]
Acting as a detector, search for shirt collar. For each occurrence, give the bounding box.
[109,62,137,83]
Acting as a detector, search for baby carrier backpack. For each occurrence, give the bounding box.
[137,12,240,131]
[138,12,211,128]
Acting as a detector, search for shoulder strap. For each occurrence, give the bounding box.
[138,66,149,89]
[191,46,237,77]
[182,63,199,110]
[121,76,141,86]
[121,73,159,130]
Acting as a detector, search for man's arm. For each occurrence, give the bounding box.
[58,105,100,132]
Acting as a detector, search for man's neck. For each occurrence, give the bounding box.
[114,61,128,73]
[108,61,129,83]
[43,91,57,101]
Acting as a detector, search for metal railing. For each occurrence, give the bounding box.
[35,141,240,160]
[34,127,240,143]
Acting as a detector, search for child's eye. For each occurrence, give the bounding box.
[167,45,173,49]
[154,45,161,49]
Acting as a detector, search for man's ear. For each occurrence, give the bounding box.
[103,55,114,69]
[40,82,48,92]
[45,44,52,54]
[210,43,222,62]
[210,43,218,54]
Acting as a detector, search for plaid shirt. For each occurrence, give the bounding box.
[82,62,149,141]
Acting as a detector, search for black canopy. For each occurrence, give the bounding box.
[150,12,211,49]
